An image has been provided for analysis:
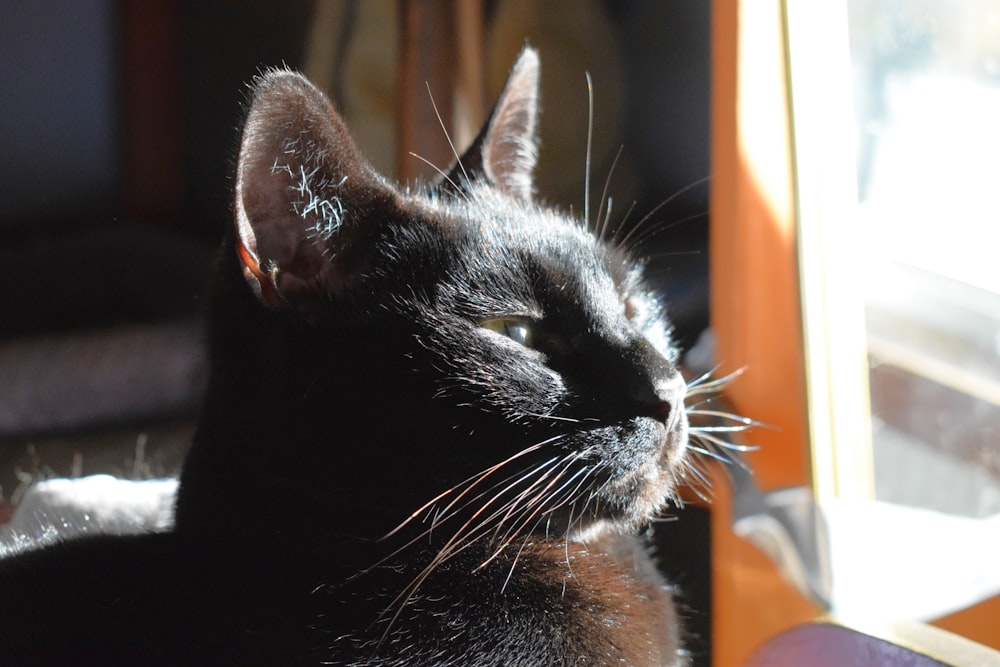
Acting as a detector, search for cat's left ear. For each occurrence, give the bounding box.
[443,46,540,202]
[233,69,396,316]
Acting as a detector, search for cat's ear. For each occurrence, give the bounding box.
[444,46,540,202]
[233,69,394,314]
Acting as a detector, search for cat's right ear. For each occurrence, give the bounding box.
[443,46,540,202]
[233,69,394,315]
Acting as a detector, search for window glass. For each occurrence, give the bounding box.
[849,0,1000,519]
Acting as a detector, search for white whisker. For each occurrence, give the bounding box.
[425,81,470,188]
[382,437,558,540]
[686,409,760,427]
[690,424,754,434]
[625,210,709,253]
[408,152,465,201]
[583,72,594,228]
[686,366,746,393]
[500,533,536,594]
[686,442,737,464]
[614,176,710,251]
[595,145,624,241]
[691,431,757,457]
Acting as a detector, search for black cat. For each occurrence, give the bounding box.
[1,48,694,666]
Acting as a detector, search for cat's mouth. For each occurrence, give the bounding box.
[601,414,688,524]
[382,412,689,554]
[538,413,689,541]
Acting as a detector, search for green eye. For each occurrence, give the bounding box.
[481,317,533,347]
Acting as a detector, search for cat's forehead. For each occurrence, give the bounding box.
[433,186,626,278]
[404,186,639,326]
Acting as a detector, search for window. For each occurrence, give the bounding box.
[711,0,1000,663]
[796,0,1000,623]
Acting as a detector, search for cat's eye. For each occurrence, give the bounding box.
[480,317,534,347]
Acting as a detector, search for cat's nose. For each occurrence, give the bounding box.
[624,336,686,427]
[652,372,687,431]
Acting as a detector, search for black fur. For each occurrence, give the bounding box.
[1,48,690,666]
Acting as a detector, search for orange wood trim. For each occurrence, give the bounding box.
[710,0,818,664]
[933,594,1000,652]
[710,0,808,493]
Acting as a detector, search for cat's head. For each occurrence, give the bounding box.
[222,47,688,545]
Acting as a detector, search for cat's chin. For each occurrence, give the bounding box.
[660,417,690,471]
[550,431,686,546]
[601,423,689,531]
